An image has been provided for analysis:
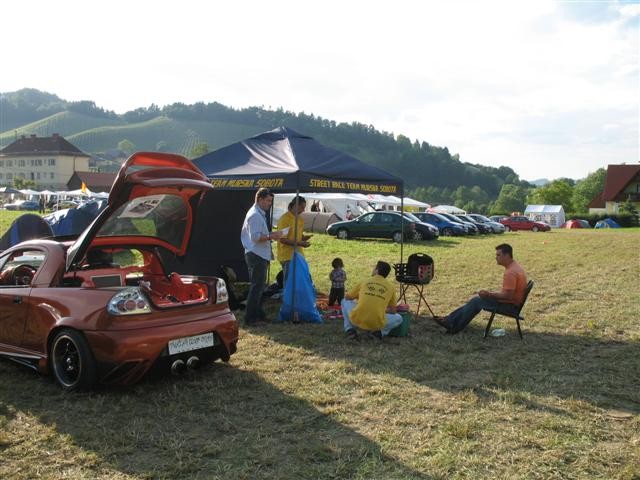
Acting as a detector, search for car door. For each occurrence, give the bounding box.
[362,212,386,238]
[0,250,35,348]
[514,217,529,230]
[351,212,375,237]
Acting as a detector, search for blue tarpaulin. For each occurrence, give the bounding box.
[44,200,107,237]
[0,214,53,251]
[278,252,322,324]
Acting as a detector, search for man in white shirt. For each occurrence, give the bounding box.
[240,188,283,325]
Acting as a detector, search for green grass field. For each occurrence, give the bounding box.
[0,211,638,479]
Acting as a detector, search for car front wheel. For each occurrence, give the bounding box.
[532,226,539,232]
[442,227,453,236]
[51,329,97,392]
[413,231,423,241]
[337,228,349,240]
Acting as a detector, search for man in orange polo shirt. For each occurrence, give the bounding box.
[433,243,527,334]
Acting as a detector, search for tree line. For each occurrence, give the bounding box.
[2,89,612,215]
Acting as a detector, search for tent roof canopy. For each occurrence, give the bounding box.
[525,204,564,213]
[193,126,403,195]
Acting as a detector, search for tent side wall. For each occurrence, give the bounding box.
[160,190,254,282]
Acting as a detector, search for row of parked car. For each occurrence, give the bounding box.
[325,211,509,242]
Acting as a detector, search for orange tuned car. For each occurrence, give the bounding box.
[0,152,238,391]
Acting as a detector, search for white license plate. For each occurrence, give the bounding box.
[168,332,214,355]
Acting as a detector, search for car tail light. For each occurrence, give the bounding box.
[108,288,151,315]
[215,279,228,304]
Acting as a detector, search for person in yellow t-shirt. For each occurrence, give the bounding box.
[341,261,403,340]
[277,196,312,281]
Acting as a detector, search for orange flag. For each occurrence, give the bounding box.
[81,182,87,194]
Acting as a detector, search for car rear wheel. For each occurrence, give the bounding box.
[51,329,97,392]
[337,228,349,240]
[392,231,403,243]
[505,225,511,232]
[442,227,453,236]
[532,226,539,232]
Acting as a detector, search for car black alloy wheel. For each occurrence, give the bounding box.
[51,329,97,392]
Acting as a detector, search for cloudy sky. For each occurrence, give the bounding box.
[2,0,638,181]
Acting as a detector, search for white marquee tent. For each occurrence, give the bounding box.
[524,205,565,227]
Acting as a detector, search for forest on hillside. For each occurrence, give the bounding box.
[0,89,606,214]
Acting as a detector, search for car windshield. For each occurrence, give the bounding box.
[403,213,421,222]
[97,194,187,248]
[472,214,491,222]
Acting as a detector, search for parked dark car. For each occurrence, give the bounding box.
[4,200,41,211]
[439,212,479,235]
[413,212,467,236]
[467,213,505,233]
[500,215,551,232]
[403,212,439,241]
[326,211,415,242]
[456,214,493,234]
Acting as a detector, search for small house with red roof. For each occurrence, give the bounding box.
[588,164,640,214]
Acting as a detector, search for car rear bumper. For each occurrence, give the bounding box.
[84,312,238,385]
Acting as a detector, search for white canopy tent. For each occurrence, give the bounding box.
[274,192,368,222]
[430,204,466,214]
[274,192,430,222]
[524,205,565,227]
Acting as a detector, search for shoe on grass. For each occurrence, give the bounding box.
[431,315,451,330]
[345,328,360,341]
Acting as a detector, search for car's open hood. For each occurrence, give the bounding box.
[66,152,212,271]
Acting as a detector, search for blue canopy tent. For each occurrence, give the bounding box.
[192,126,403,195]
[185,127,404,319]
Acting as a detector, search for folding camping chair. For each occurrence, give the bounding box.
[483,280,534,340]
[393,253,435,316]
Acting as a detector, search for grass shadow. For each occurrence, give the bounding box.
[253,316,640,416]
[0,358,431,480]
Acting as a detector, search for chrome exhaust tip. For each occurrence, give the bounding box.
[171,359,186,375]
[186,356,200,369]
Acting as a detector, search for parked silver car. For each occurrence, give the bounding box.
[468,214,506,233]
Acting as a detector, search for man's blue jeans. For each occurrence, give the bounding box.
[341,299,403,337]
[245,252,269,323]
[446,296,518,333]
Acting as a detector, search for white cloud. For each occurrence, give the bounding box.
[1,0,638,180]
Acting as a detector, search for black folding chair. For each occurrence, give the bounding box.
[393,253,435,317]
[483,280,534,340]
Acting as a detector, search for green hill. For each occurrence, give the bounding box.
[0,111,124,144]
[66,116,264,156]
[0,88,532,211]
